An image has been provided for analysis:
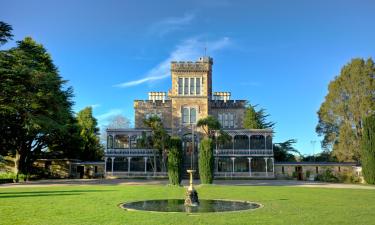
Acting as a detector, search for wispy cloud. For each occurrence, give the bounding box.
[114,37,231,88]
[149,13,195,37]
[96,109,123,126]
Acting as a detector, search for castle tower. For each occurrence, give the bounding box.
[169,56,213,135]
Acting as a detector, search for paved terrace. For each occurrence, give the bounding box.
[1,179,374,190]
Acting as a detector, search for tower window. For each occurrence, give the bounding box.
[178,78,183,95]
[190,78,195,95]
[182,107,198,124]
[184,78,189,95]
[196,78,201,95]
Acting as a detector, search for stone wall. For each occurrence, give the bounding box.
[134,100,172,128]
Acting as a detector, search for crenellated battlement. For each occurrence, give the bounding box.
[209,100,247,108]
[171,57,213,72]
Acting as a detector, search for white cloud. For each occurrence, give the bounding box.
[96,109,123,126]
[114,37,231,88]
[149,13,195,37]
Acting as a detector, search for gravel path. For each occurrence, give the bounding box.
[1,179,374,189]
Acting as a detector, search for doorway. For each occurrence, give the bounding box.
[295,166,303,180]
[77,166,84,179]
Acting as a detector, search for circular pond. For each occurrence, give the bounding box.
[120,199,261,213]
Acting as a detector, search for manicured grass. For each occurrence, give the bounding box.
[0,184,374,225]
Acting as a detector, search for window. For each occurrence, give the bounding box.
[190,108,196,123]
[184,78,189,95]
[182,107,197,124]
[182,107,189,123]
[190,78,195,95]
[178,78,183,95]
[177,77,202,96]
[218,113,235,128]
[196,78,201,95]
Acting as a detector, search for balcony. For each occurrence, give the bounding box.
[214,149,273,157]
[105,149,158,157]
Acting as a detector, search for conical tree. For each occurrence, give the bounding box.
[361,114,375,184]
[168,137,183,185]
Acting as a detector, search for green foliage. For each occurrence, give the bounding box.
[316,58,375,162]
[243,103,275,129]
[361,114,375,184]
[167,137,183,185]
[0,21,13,45]
[197,115,221,138]
[76,107,103,161]
[273,139,300,162]
[315,169,339,183]
[198,138,214,184]
[0,37,74,175]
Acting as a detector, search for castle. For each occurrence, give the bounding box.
[104,57,274,178]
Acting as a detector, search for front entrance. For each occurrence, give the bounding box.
[182,134,198,178]
[77,166,84,179]
[295,166,303,180]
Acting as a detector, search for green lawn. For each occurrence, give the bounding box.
[0,184,374,225]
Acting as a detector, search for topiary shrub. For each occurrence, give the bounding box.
[168,137,183,185]
[199,138,214,184]
[361,114,375,184]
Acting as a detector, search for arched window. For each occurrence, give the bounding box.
[234,135,249,149]
[250,135,265,149]
[190,108,196,123]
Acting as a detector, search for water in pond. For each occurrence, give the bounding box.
[120,199,260,213]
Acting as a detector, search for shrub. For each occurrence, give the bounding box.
[167,137,183,185]
[305,170,311,179]
[361,114,375,184]
[198,138,214,184]
[315,169,339,183]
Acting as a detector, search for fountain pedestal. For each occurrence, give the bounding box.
[184,170,199,206]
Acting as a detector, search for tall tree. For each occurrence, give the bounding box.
[143,116,170,173]
[76,107,103,161]
[0,37,74,179]
[243,103,275,129]
[316,58,375,162]
[0,21,13,45]
[361,114,375,184]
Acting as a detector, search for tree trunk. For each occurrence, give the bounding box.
[14,151,20,183]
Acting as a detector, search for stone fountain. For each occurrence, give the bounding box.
[184,169,199,206]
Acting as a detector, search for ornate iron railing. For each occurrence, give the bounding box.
[214,149,273,156]
[105,149,158,157]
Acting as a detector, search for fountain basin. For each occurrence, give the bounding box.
[120,199,261,213]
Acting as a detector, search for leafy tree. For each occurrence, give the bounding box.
[198,138,214,184]
[0,21,13,45]
[168,137,183,185]
[76,107,103,161]
[361,114,375,184]
[197,115,221,138]
[0,37,74,180]
[143,116,170,172]
[273,139,301,162]
[316,58,375,162]
[243,103,275,129]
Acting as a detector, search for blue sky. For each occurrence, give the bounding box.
[1,0,375,155]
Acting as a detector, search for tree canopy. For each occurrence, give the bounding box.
[243,103,275,129]
[0,21,13,45]
[0,36,74,176]
[76,107,103,161]
[316,58,375,162]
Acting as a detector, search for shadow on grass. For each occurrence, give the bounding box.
[0,189,114,198]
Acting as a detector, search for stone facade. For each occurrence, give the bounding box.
[105,56,275,178]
